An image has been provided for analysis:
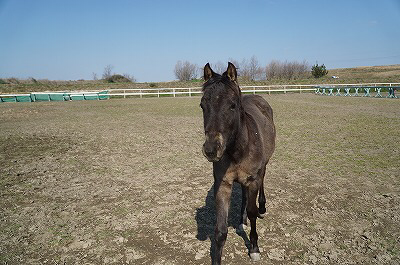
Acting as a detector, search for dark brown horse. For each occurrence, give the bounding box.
[200,62,276,264]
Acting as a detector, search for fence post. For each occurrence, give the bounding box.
[124,90,126,99]
[189,88,191,97]
[173,88,176,97]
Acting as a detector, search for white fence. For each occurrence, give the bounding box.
[2,83,399,101]
[106,86,315,98]
[105,83,400,98]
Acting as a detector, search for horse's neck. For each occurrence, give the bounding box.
[229,109,250,162]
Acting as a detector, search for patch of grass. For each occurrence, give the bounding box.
[1,95,399,264]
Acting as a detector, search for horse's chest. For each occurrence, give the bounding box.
[222,160,262,186]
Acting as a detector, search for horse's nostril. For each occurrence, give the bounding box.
[205,149,216,157]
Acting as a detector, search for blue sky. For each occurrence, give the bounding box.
[1,0,400,82]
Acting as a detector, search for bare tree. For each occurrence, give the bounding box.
[212,61,226,74]
[240,56,263,81]
[266,60,310,80]
[123,73,136,82]
[102,64,114,79]
[249,56,264,81]
[265,60,281,79]
[92,72,98,80]
[174,61,198,81]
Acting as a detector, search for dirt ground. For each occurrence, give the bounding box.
[1,94,399,264]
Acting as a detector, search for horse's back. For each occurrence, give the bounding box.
[242,94,276,159]
[242,94,274,122]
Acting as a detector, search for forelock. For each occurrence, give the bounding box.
[202,74,241,97]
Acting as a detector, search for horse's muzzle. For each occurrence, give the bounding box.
[202,133,225,162]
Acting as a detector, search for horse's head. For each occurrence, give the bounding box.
[200,62,242,162]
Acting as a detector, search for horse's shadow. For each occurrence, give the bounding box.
[195,182,251,262]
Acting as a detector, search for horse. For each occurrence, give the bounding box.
[200,62,276,264]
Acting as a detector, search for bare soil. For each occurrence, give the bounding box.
[1,94,399,264]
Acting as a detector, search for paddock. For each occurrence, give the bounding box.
[1,94,399,264]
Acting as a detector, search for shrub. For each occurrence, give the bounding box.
[105,74,133,83]
[7,77,20,84]
[311,63,328,78]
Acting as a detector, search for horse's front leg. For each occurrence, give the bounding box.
[213,180,232,265]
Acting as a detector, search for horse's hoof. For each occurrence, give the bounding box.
[250,252,261,261]
[258,213,265,219]
[237,224,247,232]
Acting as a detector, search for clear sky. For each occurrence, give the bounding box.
[1,0,400,82]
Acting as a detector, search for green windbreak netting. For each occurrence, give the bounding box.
[84,94,99,100]
[70,95,85,100]
[1,97,17,102]
[98,90,110,100]
[1,91,109,103]
[48,93,68,101]
[32,94,51,101]
[16,95,32,102]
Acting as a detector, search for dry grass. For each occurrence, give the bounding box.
[0,94,399,264]
[1,65,400,94]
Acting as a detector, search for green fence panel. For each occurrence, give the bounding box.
[63,94,71,100]
[84,94,99,100]
[33,94,51,101]
[48,93,66,101]
[16,95,32,102]
[1,96,17,102]
[70,95,85,100]
[98,90,110,100]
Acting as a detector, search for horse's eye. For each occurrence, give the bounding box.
[230,103,236,110]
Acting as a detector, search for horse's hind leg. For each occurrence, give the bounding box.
[238,184,248,231]
[258,166,267,218]
[247,181,261,261]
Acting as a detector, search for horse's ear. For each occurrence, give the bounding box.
[226,62,237,82]
[204,63,215,82]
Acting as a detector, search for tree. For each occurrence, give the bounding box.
[265,60,281,80]
[212,61,225,74]
[102,64,114,79]
[311,63,328,78]
[123,73,136,82]
[266,60,310,80]
[174,61,198,81]
[239,56,263,81]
